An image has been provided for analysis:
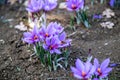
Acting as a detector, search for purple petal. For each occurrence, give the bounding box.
[94,58,99,68]
[100,58,110,71]
[93,78,99,80]
[22,38,33,44]
[88,65,96,75]
[45,37,51,45]
[76,59,84,71]
[71,67,82,79]
[109,0,115,7]
[74,74,83,79]
[23,32,32,37]
[71,66,79,74]
[43,44,48,50]
[54,49,61,54]
[103,68,112,74]
[33,25,39,34]
[100,73,108,78]
[47,22,56,35]
[85,61,91,73]
[50,50,54,54]
[59,32,66,41]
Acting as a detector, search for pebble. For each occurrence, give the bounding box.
[59,2,66,9]
[0,39,5,44]
[104,42,108,46]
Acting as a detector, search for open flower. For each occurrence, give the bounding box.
[43,0,57,11]
[66,0,84,11]
[39,23,56,40]
[52,22,64,35]
[71,59,95,80]
[59,32,71,47]
[43,36,61,54]
[94,58,112,78]
[26,0,43,13]
[22,25,40,44]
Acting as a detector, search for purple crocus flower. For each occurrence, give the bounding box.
[26,0,43,13]
[93,14,102,19]
[39,23,56,40]
[43,36,61,54]
[23,25,40,44]
[66,0,84,11]
[52,22,64,34]
[94,58,112,78]
[71,59,95,80]
[109,0,115,7]
[43,0,57,11]
[59,32,72,47]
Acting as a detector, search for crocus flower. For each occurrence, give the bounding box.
[66,0,84,11]
[22,25,40,44]
[93,14,102,19]
[26,0,43,13]
[43,0,57,11]
[109,0,115,7]
[59,32,71,47]
[71,59,95,80]
[39,23,56,40]
[52,22,64,34]
[94,58,112,78]
[43,36,61,54]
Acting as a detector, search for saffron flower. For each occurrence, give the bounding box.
[26,0,43,13]
[59,32,71,47]
[94,58,112,78]
[22,26,40,44]
[71,59,95,80]
[66,0,84,11]
[109,0,115,7]
[52,22,64,35]
[43,0,57,11]
[39,23,56,40]
[93,14,102,19]
[43,36,61,54]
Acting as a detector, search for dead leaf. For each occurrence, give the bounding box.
[8,0,17,5]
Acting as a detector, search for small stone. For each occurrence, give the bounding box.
[59,2,67,9]
[104,43,108,45]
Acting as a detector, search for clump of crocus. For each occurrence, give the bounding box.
[66,0,90,28]
[23,22,71,71]
[71,58,112,79]
[94,58,112,78]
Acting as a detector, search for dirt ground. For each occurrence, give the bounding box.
[0,1,120,80]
